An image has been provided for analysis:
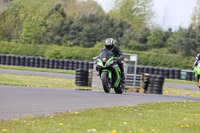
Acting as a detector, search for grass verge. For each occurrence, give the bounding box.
[163,86,200,97]
[0,65,76,74]
[165,79,196,85]
[0,101,200,133]
[0,72,92,90]
[0,72,200,96]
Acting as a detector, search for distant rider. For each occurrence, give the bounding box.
[192,53,200,70]
[100,38,125,83]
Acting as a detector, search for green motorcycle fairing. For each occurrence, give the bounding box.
[194,65,200,86]
[97,51,121,88]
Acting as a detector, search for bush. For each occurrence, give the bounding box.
[0,41,47,56]
[0,41,195,69]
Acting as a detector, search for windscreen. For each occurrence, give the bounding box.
[98,50,113,62]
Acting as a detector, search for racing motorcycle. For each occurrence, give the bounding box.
[96,50,124,94]
[194,61,200,91]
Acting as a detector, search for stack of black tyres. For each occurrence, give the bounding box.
[186,72,193,81]
[89,62,94,70]
[0,54,5,64]
[44,58,49,68]
[49,59,54,69]
[164,68,169,78]
[25,57,30,67]
[174,69,181,79]
[20,56,25,66]
[83,61,89,70]
[78,61,84,70]
[138,66,144,74]
[64,60,69,70]
[29,57,35,67]
[54,59,59,69]
[10,55,15,65]
[15,56,20,66]
[159,68,164,77]
[149,67,154,74]
[68,60,74,70]
[147,75,165,94]
[75,69,89,86]
[40,58,45,68]
[143,66,149,73]
[35,57,40,68]
[5,55,11,65]
[192,72,196,81]
[154,67,159,75]
[169,69,175,79]
[73,61,79,70]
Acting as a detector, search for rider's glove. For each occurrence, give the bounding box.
[116,57,121,62]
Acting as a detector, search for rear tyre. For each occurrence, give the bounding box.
[102,71,111,93]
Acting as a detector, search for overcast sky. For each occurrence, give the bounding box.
[94,0,197,30]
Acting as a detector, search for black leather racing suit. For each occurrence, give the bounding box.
[100,46,125,79]
[192,53,200,70]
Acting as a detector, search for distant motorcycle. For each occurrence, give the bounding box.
[96,50,124,94]
[194,61,200,91]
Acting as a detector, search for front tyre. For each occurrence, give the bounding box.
[102,71,111,93]
[114,83,124,94]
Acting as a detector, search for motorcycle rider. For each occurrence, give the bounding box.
[192,53,200,70]
[99,38,125,83]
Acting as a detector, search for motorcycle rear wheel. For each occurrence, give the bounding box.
[102,71,111,93]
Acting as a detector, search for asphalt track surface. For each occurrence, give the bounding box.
[1,85,200,120]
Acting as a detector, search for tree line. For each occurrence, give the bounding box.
[0,0,200,59]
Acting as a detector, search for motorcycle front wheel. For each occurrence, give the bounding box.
[102,71,111,93]
[114,83,124,94]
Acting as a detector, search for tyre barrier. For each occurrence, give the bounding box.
[19,56,24,66]
[147,74,165,94]
[15,56,20,66]
[186,72,194,81]
[10,55,15,66]
[0,54,94,71]
[0,54,5,65]
[0,54,194,82]
[127,65,184,81]
[5,55,11,65]
[73,61,79,70]
[44,58,49,68]
[75,69,89,86]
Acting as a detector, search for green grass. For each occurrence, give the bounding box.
[163,86,200,97]
[0,65,76,74]
[0,101,200,133]
[0,72,92,90]
[165,79,196,85]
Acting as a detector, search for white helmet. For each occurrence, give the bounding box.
[105,38,115,50]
